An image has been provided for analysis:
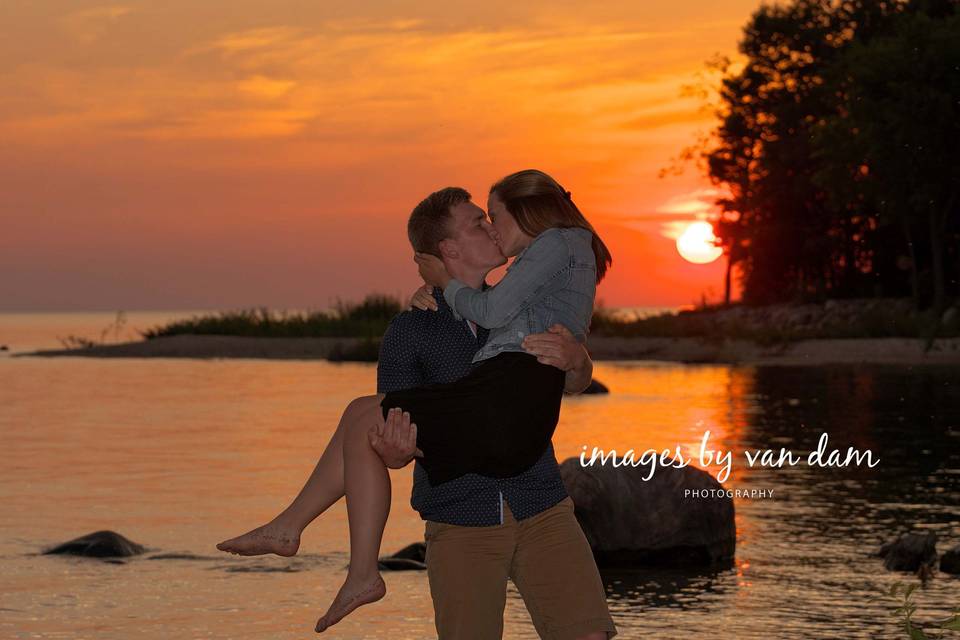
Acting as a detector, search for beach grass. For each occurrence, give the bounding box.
[590,301,959,346]
[129,295,959,356]
[139,295,404,340]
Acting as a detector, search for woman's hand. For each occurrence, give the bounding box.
[408,285,438,311]
[414,252,452,289]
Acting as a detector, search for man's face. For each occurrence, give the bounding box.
[442,200,506,271]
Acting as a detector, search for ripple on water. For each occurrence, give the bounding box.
[2,358,959,637]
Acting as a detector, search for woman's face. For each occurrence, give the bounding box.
[486,192,533,257]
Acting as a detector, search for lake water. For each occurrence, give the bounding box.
[1,313,958,639]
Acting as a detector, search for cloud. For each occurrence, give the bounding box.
[60,5,133,44]
[8,18,708,151]
[238,75,297,99]
[193,26,303,56]
[656,188,723,214]
[620,106,707,130]
[1,3,752,309]
[607,189,725,239]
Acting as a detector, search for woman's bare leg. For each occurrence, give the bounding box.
[315,394,390,632]
[216,397,362,556]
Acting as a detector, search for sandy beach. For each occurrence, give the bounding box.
[15,333,960,365]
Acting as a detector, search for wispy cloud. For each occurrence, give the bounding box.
[59,5,133,44]
[3,17,712,152]
[237,75,297,99]
[657,188,723,214]
[0,2,754,309]
[653,188,724,238]
[191,26,303,56]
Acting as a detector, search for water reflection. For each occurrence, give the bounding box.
[555,363,960,638]
[1,356,958,638]
[602,565,731,607]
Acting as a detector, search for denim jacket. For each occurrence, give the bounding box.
[443,226,597,363]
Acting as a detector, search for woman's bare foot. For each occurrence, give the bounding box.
[315,573,386,633]
[216,520,300,557]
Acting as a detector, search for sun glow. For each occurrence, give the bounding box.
[676,221,722,264]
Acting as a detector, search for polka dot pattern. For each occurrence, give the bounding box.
[377,289,568,526]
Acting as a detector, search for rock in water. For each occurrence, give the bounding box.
[942,306,958,327]
[44,530,146,558]
[560,458,735,568]
[378,542,427,571]
[879,532,937,572]
[582,379,609,394]
[940,544,960,575]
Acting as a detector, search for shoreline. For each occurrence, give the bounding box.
[11,334,960,366]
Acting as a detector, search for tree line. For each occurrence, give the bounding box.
[699,0,959,313]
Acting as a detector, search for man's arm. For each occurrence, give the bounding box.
[377,314,425,394]
[521,324,594,395]
[562,344,593,394]
[373,315,426,468]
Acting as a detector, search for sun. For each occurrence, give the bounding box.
[676,221,723,264]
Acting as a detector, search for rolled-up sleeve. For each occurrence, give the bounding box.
[442,229,569,329]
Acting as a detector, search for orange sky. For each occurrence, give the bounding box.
[0,1,758,311]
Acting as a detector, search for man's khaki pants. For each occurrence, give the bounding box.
[424,497,617,640]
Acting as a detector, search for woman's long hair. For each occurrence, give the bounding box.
[490,169,612,283]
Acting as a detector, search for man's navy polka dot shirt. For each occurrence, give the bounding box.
[377,288,569,526]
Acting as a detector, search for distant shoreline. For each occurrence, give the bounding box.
[13,334,960,366]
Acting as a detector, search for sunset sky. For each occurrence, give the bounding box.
[0,1,760,312]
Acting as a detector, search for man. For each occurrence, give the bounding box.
[374,187,617,640]
[216,186,616,638]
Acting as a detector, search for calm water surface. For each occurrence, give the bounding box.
[1,313,958,639]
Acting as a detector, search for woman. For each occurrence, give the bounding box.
[219,169,611,633]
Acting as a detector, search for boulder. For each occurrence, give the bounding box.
[581,379,609,394]
[44,530,145,558]
[559,458,735,568]
[878,532,937,572]
[378,542,427,571]
[939,544,960,575]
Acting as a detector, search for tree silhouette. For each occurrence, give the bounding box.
[699,0,959,309]
[814,2,960,313]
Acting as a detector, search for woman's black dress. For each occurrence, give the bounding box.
[380,351,565,485]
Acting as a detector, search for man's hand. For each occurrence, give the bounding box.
[523,324,594,394]
[522,324,586,371]
[369,407,424,469]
